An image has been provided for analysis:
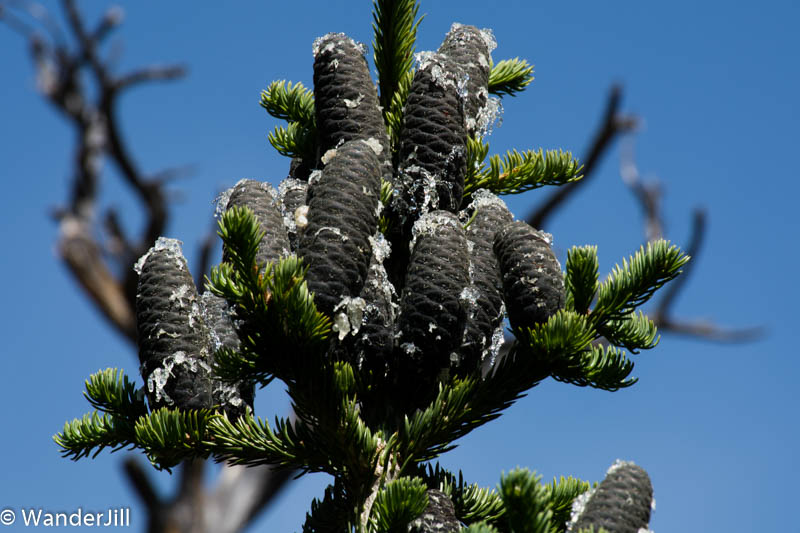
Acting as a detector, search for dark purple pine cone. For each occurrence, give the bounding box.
[408,489,461,533]
[135,238,213,410]
[458,190,513,372]
[571,461,654,533]
[494,220,565,330]
[397,211,470,377]
[289,156,313,182]
[347,234,396,372]
[393,52,467,226]
[312,33,391,176]
[438,23,494,136]
[201,291,254,420]
[277,177,309,252]
[224,179,291,267]
[297,139,382,315]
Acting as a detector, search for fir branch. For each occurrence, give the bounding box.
[267,122,316,160]
[395,378,484,465]
[302,483,355,533]
[133,407,214,470]
[370,477,428,532]
[593,240,689,324]
[265,256,332,349]
[83,368,148,420]
[489,58,534,97]
[465,148,583,197]
[599,311,659,353]
[499,469,553,533]
[551,344,637,391]
[520,310,596,361]
[545,477,591,533]
[385,69,414,151]
[209,413,318,471]
[396,313,596,467]
[422,465,505,526]
[462,524,501,533]
[372,0,422,120]
[286,362,383,484]
[260,80,316,127]
[212,346,273,388]
[465,135,491,196]
[209,207,331,382]
[212,205,265,282]
[54,411,135,461]
[565,246,599,314]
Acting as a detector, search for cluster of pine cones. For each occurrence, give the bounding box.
[134,24,565,416]
[132,22,656,533]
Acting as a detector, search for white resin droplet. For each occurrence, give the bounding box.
[362,137,384,156]
[134,237,184,275]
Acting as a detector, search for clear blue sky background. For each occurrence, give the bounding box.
[1,1,797,531]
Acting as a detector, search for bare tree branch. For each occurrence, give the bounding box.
[123,457,160,513]
[527,84,638,229]
[620,135,764,342]
[3,2,293,532]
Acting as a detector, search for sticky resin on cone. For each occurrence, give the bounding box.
[393,52,467,228]
[336,232,396,372]
[277,177,309,252]
[134,238,213,410]
[397,211,470,382]
[201,291,253,420]
[224,179,292,266]
[437,23,497,137]
[494,220,565,330]
[569,460,654,533]
[457,189,513,372]
[297,139,382,315]
[312,32,391,178]
[408,489,461,533]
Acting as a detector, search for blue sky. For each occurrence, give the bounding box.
[1,1,797,531]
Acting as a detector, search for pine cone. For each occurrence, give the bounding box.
[289,156,313,181]
[494,220,565,330]
[135,238,213,410]
[458,189,513,372]
[438,23,494,136]
[277,176,309,251]
[224,179,291,266]
[298,139,382,315]
[349,238,396,372]
[393,52,467,227]
[201,291,253,420]
[397,211,470,377]
[408,489,461,533]
[313,33,390,175]
[572,461,654,533]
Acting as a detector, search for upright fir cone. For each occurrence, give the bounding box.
[289,156,313,182]
[135,238,213,410]
[312,33,391,177]
[348,234,396,372]
[393,52,467,228]
[571,461,654,533]
[297,139,382,315]
[438,23,495,136]
[494,220,565,330]
[277,176,309,252]
[224,179,291,266]
[397,211,470,382]
[408,489,461,533]
[458,189,513,372]
[200,291,253,420]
